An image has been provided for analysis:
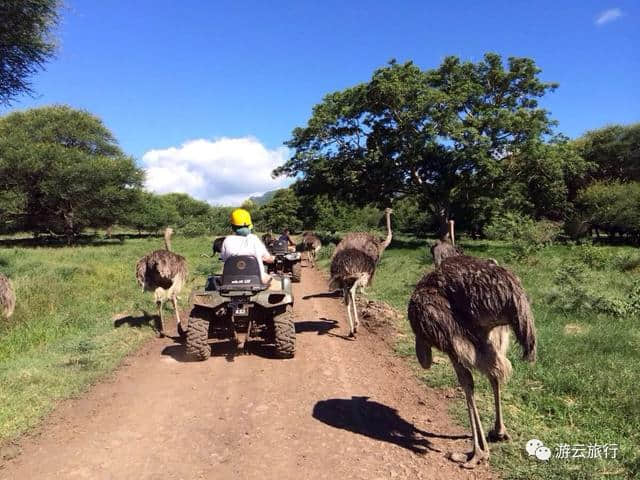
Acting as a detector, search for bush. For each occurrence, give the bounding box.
[180,221,209,237]
[485,212,561,259]
[550,262,640,318]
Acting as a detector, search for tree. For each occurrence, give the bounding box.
[574,124,640,184]
[0,0,59,104]
[256,188,302,233]
[125,192,179,234]
[0,105,143,242]
[575,181,640,239]
[275,54,558,234]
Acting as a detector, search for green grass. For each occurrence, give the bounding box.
[0,235,219,443]
[318,236,640,479]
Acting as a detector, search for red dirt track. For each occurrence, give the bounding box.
[1,266,493,480]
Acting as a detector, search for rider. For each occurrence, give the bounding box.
[278,228,296,251]
[220,208,274,284]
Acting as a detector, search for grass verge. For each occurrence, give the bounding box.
[0,235,217,443]
[318,236,640,479]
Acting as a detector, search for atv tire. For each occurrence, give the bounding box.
[291,262,302,283]
[186,310,211,361]
[273,306,295,358]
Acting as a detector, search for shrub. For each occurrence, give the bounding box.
[180,221,209,237]
[485,212,561,259]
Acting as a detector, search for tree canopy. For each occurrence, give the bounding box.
[0,105,143,241]
[0,0,59,104]
[275,54,560,232]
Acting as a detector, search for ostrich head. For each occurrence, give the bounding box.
[164,227,174,251]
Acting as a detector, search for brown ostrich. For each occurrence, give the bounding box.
[302,232,322,268]
[0,273,16,320]
[135,227,188,337]
[431,236,464,267]
[407,255,536,469]
[329,248,376,337]
[334,208,393,263]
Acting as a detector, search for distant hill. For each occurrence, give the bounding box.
[249,190,278,206]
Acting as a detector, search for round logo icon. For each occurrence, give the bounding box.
[526,439,544,456]
[535,446,551,461]
[237,260,246,270]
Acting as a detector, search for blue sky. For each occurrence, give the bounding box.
[2,0,638,204]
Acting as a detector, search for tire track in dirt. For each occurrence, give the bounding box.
[1,266,493,480]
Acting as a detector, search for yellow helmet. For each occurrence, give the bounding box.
[230,208,253,229]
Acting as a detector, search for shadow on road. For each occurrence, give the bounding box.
[302,291,342,300]
[113,311,157,330]
[295,318,339,335]
[312,396,469,454]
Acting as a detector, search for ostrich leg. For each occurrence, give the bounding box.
[488,377,511,442]
[349,283,359,334]
[343,288,355,337]
[172,295,185,330]
[156,300,165,337]
[448,360,489,469]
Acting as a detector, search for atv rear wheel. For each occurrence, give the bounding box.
[273,305,295,358]
[186,308,211,361]
[291,262,302,283]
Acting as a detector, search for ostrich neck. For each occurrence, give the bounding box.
[380,211,393,253]
[164,236,172,251]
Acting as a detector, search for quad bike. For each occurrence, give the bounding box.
[184,255,295,360]
[266,238,302,282]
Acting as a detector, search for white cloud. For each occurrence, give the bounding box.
[142,137,290,206]
[595,8,622,25]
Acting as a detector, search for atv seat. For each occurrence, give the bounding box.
[270,239,289,255]
[219,255,268,292]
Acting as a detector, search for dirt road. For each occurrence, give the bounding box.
[1,266,493,480]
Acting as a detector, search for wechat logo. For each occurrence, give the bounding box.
[526,439,551,461]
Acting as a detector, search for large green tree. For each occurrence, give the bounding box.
[255,188,302,233]
[0,0,59,104]
[274,54,559,233]
[0,105,143,242]
[574,123,640,184]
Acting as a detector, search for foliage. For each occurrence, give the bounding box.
[276,54,559,232]
[0,106,144,242]
[574,123,640,184]
[484,211,560,258]
[255,188,303,233]
[0,0,59,104]
[575,181,640,238]
[125,192,178,233]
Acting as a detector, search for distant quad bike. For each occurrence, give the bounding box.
[184,255,295,360]
[266,238,302,283]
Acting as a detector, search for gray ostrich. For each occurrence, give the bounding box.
[136,227,188,337]
[302,232,322,268]
[0,273,16,320]
[329,248,376,337]
[408,255,536,469]
[334,208,393,263]
[431,236,464,267]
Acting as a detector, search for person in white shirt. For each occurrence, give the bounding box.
[220,208,274,284]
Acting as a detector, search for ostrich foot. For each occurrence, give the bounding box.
[447,450,488,469]
[488,429,511,442]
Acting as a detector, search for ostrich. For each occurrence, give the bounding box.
[334,208,393,263]
[329,248,376,337]
[431,236,464,267]
[0,273,16,320]
[407,255,536,469]
[213,236,226,255]
[262,232,274,249]
[135,227,188,337]
[302,232,322,268]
